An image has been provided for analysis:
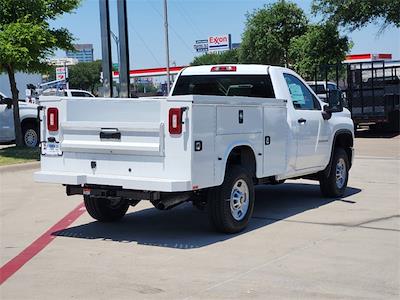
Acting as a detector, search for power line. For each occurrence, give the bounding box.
[174,1,205,38]
[128,22,163,66]
[146,0,196,57]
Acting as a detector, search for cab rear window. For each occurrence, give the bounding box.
[172,75,275,98]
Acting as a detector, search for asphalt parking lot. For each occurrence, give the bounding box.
[1,133,399,299]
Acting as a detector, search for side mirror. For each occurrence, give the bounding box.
[3,98,13,109]
[322,105,332,120]
[327,89,343,112]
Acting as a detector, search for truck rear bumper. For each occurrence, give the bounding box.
[34,171,192,192]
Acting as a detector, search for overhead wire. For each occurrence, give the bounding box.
[174,1,205,39]
[146,0,197,57]
[127,22,163,66]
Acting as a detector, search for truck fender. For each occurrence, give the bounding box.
[216,142,258,186]
[323,129,354,177]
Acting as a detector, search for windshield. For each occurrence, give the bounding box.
[172,75,275,98]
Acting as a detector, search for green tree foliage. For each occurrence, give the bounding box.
[312,0,400,30]
[289,22,351,79]
[240,1,308,66]
[68,60,102,94]
[191,49,239,66]
[0,0,80,146]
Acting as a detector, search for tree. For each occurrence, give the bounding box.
[191,49,239,66]
[0,0,80,146]
[312,0,400,30]
[240,1,308,66]
[289,22,351,79]
[68,60,102,94]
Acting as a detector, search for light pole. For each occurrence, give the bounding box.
[99,0,113,97]
[163,0,171,95]
[110,30,120,72]
[117,0,130,98]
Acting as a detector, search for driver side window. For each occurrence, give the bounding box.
[284,74,321,110]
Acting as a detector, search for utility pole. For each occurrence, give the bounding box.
[163,0,171,95]
[110,31,120,73]
[99,0,113,97]
[117,0,130,98]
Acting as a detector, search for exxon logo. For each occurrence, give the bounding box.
[208,35,229,49]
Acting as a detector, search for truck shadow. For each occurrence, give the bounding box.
[355,128,399,138]
[53,182,361,249]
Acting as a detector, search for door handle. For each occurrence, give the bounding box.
[298,118,307,124]
[100,128,121,140]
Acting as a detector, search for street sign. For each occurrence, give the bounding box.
[56,66,68,81]
[194,39,208,53]
[208,34,231,53]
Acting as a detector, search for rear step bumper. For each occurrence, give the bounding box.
[34,171,192,192]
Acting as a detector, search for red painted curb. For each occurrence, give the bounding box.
[0,202,86,285]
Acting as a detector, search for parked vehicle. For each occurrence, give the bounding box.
[0,92,39,147]
[306,81,340,102]
[40,89,95,98]
[346,61,399,132]
[34,65,354,233]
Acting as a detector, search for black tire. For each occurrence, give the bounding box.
[84,195,129,222]
[388,111,399,133]
[22,123,39,148]
[207,166,255,233]
[191,190,208,211]
[319,148,349,198]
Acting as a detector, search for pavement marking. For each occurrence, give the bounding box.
[355,155,399,160]
[0,202,85,285]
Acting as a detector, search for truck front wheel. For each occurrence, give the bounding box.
[22,123,39,148]
[319,148,349,198]
[207,166,255,233]
[84,195,129,222]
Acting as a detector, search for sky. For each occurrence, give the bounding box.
[51,0,400,69]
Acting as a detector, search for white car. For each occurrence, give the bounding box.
[35,65,354,233]
[41,89,95,98]
[306,81,340,102]
[0,92,39,147]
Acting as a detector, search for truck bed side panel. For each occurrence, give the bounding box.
[263,106,288,176]
[214,105,264,185]
[191,105,216,189]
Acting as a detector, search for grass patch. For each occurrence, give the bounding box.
[0,146,40,166]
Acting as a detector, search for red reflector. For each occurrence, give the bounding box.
[83,188,91,195]
[211,66,237,72]
[169,108,182,134]
[47,107,59,131]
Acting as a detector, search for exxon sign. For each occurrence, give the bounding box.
[208,34,231,53]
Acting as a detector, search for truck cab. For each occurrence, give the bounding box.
[35,65,354,233]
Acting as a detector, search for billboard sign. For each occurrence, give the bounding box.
[56,66,68,81]
[208,34,231,53]
[194,39,209,53]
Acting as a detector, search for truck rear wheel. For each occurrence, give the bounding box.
[84,195,129,222]
[22,123,39,148]
[319,148,349,198]
[207,166,255,233]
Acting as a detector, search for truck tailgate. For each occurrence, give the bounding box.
[36,97,193,191]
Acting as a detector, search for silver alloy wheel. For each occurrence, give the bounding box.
[24,129,38,148]
[335,158,347,189]
[229,179,249,221]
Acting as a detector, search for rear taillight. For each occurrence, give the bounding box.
[169,108,182,134]
[47,107,59,131]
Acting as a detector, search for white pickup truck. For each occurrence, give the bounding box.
[35,65,354,233]
[0,92,39,147]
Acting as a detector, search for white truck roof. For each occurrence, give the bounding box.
[180,64,282,76]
